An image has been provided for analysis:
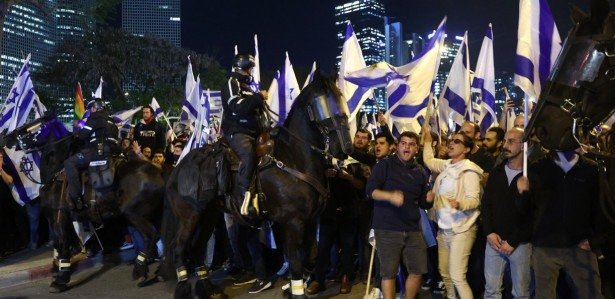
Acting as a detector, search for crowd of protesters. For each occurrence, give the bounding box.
[1,100,614,298]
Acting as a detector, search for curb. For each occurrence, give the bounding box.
[0,250,136,290]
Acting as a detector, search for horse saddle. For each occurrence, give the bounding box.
[87,155,124,190]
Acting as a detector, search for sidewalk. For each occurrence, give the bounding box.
[0,246,136,290]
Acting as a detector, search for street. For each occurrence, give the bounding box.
[0,249,442,298]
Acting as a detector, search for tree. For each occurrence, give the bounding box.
[0,0,49,59]
[37,29,227,114]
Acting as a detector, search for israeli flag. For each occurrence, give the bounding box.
[514,0,562,100]
[472,24,498,134]
[268,52,300,124]
[3,148,41,206]
[111,106,143,126]
[33,96,47,119]
[251,34,261,92]
[303,61,316,90]
[178,77,207,163]
[347,18,447,135]
[150,97,164,120]
[338,22,373,131]
[0,54,38,133]
[204,90,222,142]
[181,56,197,122]
[92,77,103,99]
[439,31,471,131]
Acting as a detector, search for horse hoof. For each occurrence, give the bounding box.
[136,276,148,287]
[49,282,68,293]
[174,280,192,299]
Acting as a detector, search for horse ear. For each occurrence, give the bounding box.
[589,0,610,27]
[570,4,589,24]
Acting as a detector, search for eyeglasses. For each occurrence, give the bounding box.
[451,139,464,145]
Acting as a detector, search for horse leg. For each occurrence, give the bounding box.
[172,203,201,299]
[283,218,308,299]
[193,203,224,299]
[128,214,158,286]
[49,209,77,293]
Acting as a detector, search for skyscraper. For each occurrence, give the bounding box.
[384,18,408,66]
[334,0,386,111]
[0,1,57,101]
[122,0,181,47]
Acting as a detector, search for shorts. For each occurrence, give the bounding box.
[374,229,427,279]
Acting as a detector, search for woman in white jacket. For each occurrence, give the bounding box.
[422,125,483,299]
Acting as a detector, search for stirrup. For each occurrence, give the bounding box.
[240,191,251,215]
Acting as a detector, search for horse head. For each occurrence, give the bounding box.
[4,114,73,182]
[526,0,615,151]
[287,71,354,160]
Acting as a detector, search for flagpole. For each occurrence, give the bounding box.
[523,94,529,177]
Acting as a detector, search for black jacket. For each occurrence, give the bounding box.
[481,160,532,247]
[221,72,265,137]
[527,156,609,249]
[133,119,166,152]
[77,110,119,151]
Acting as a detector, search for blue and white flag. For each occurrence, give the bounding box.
[439,31,471,131]
[178,77,207,163]
[33,96,47,119]
[0,54,38,133]
[514,0,562,100]
[251,34,261,92]
[111,106,143,126]
[268,52,300,124]
[204,90,222,142]
[92,77,103,99]
[3,148,41,206]
[338,22,373,138]
[303,61,316,90]
[150,97,164,120]
[472,24,498,134]
[347,18,447,135]
[181,56,197,122]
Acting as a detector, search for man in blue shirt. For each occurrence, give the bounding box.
[366,131,433,299]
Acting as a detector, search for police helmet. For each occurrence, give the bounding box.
[233,54,256,71]
[88,99,106,111]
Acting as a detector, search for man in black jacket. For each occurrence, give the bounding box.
[64,100,120,211]
[222,53,268,215]
[133,105,166,154]
[481,128,532,298]
[518,147,609,298]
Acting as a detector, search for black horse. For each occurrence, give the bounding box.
[526,0,615,151]
[4,115,165,292]
[161,73,353,298]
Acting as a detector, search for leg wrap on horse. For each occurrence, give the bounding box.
[291,279,305,296]
[176,266,189,282]
[58,259,71,272]
[136,251,148,265]
[195,266,209,280]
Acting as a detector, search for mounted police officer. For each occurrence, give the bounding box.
[64,99,120,212]
[222,53,268,215]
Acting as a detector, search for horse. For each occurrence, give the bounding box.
[524,0,615,227]
[160,73,354,299]
[3,114,166,292]
[525,0,615,151]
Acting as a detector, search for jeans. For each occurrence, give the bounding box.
[437,226,477,299]
[26,199,41,248]
[484,243,532,298]
[533,246,603,299]
[313,218,357,283]
[127,226,145,253]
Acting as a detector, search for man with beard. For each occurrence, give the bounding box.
[133,105,166,154]
[460,121,495,174]
[308,129,371,295]
[483,127,505,166]
[481,128,532,298]
[366,131,432,299]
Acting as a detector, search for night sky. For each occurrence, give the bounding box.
[181,0,605,79]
